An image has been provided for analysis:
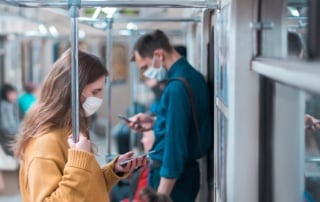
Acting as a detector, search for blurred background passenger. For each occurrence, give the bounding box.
[112,130,155,202]
[0,84,20,136]
[18,82,38,116]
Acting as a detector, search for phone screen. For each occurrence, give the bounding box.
[119,150,155,167]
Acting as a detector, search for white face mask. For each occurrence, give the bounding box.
[82,96,103,117]
[143,56,167,81]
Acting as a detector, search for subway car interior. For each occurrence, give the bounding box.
[0,0,319,201]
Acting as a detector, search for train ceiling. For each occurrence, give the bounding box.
[0,0,307,38]
[0,2,202,38]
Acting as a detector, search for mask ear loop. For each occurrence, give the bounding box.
[151,55,156,68]
[152,55,163,69]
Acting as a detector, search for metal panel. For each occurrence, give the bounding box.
[252,58,320,95]
[272,83,304,202]
[226,0,259,201]
[260,0,287,58]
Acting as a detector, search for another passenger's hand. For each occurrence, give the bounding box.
[305,114,320,131]
[128,113,155,132]
[67,134,91,152]
[114,151,148,174]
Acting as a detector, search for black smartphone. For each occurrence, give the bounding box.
[117,114,131,123]
[117,114,142,129]
[119,150,156,167]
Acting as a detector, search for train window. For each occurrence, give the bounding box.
[305,93,320,202]
[287,1,308,59]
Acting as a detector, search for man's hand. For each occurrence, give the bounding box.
[305,114,320,131]
[128,113,155,132]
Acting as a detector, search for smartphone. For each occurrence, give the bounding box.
[117,114,142,129]
[117,114,131,123]
[119,150,156,167]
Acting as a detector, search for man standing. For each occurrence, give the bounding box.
[128,30,212,202]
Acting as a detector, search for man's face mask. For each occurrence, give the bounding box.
[82,96,103,117]
[143,55,167,81]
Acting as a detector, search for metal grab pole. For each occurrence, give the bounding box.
[3,0,217,8]
[128,29,138,151]
[70,3,80,143]
[105,19,113,155]
[78,17,202,23]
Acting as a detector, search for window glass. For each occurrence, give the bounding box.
[287,0,308,59]
[304,93,320,202]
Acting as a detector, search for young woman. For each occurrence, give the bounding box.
[14,49,146,202]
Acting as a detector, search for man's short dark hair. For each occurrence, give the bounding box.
[131,29,173,61]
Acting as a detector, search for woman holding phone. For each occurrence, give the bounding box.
[13,49,147,202]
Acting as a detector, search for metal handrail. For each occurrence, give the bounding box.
[78,17,201,23]
[70,3,80,143]
[3,0,218,8]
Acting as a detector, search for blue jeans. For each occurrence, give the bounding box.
[148,161,200,202]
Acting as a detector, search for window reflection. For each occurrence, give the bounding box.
[287,1,308,59]
[305,93,320,202]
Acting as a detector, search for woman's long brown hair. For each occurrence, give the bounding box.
[14,49,108,158]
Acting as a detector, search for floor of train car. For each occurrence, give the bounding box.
[0,130,114,202]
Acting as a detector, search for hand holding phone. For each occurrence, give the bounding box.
[118,114,142,129]
[119,150,155,167]
[306,120,320,130]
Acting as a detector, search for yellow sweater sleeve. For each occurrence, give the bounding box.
[26,149,94,202]
[101,156,130,192]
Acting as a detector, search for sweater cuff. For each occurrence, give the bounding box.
[67,149,94,171]
[102,156,130,181]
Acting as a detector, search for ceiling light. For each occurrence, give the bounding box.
[101,7,117,18]
[126,23,138,30]
[92,7,102,19]
[79,30,86,39]
[49,25,59,37]
[288,7,300,17]
[38,24,48,34]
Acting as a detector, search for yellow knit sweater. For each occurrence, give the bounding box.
[19,128,127,202]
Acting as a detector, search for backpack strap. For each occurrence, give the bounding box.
[169,77,202,153]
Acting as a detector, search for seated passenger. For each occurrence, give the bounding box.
[0,83,20,136]
[112,130,155,202]
[18,82,38,116]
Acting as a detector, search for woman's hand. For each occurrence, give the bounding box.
[128,113,155,132]
[67,134,91,152]
[114,151,148,174]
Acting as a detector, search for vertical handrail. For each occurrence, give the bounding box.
[128,29,137,151]
[105,19,113,154]
[69,1,80,143]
